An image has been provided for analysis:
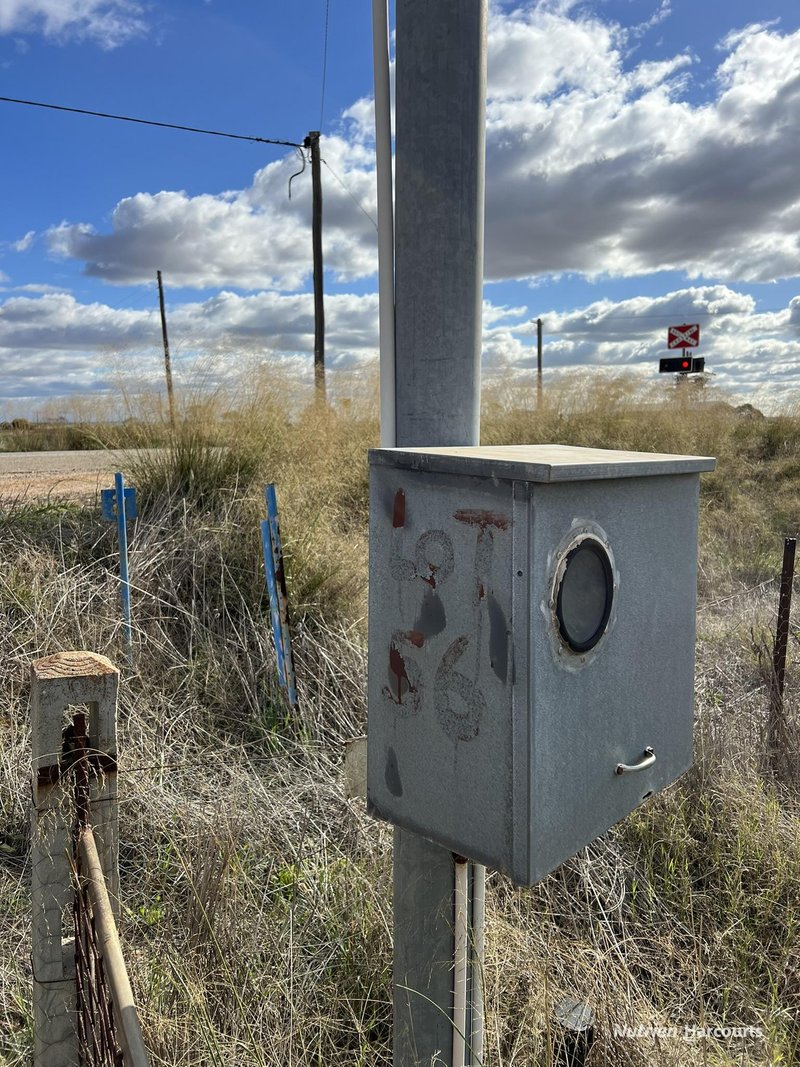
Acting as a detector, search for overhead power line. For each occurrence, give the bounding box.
[0,95,303,148]
[319,0,331,131]
[321,158,378,228]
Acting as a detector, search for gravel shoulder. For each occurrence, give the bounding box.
[0,449,153,502]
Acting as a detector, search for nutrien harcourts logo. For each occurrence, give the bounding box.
[613,1023,764,1041]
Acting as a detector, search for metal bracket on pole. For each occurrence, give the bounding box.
[100,486,138,522]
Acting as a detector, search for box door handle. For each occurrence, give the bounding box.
[615,746,656,775]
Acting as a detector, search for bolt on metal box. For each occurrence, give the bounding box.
[367,445,715,886]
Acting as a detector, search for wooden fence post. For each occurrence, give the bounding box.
[31,651,119,1066]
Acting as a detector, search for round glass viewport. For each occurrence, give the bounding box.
[555,538,614,653]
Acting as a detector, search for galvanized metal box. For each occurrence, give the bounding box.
[367,445,715,886]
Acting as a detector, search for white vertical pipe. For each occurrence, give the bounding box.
[372,0,396,448]
[471,865,486,1064]
[453,859,469,1067]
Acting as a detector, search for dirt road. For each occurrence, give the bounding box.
[0,449,149,502]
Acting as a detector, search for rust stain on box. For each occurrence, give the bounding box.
[454,508,510,531]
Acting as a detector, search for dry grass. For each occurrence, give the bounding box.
[1,369,799,1065]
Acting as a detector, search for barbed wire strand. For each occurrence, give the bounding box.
[318,0,331,132]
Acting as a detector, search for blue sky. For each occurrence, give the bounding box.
[1,0,799,415]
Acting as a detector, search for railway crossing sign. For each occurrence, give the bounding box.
[668,323,700,348]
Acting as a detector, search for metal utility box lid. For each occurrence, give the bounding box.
[369,443,715,482]
[367,444,715,886]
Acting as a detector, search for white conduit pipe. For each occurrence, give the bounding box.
[472,864,486,1064]
[453,858,469,1067]
[371,0,396,448]
[454,862,486,1067]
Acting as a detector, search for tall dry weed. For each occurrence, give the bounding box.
[0,368,798,1065]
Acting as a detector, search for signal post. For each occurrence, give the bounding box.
[659,323,705,377]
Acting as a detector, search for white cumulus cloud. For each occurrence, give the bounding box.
[49,138,378,290]
[11,230,35,252]
[4,4,800,409]
[1,284,798,407]
[483,13,800,283]
[45,11,800,291]
[0,0,147,48]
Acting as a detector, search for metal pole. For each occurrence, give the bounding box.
[72,712,90,830]
[156,270,176,431]
[393,2,487,1065]
[308,130,326,401]
[394,0,486,448]
[769,536,796,773]
[262,484,298,709]
[114,472,132,666]
[537,317,543,407]
[261,519,287,693]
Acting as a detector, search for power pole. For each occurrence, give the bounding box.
[306,131,326,401]
[392,2,488,1065]
[537,316,543,407]
[156,271,176,431]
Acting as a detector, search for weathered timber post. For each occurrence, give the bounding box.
[31,651,119,1066]
[537,317,543,407]
[156,270,177,432]
[307,129,326,401]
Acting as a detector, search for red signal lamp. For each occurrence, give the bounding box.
[659,356,705,374]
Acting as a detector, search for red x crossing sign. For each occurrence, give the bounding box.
[667,323,700,349]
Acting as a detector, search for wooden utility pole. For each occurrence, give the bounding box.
[156,271,176,430]
[306,131,326,401]
[537,316,543,407]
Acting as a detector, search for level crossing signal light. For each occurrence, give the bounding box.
[659,356,705,374]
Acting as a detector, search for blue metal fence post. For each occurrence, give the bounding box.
[114,472,132,666]
[101,476,137,666]
[261,517,287,693]
[262,484,297,708]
